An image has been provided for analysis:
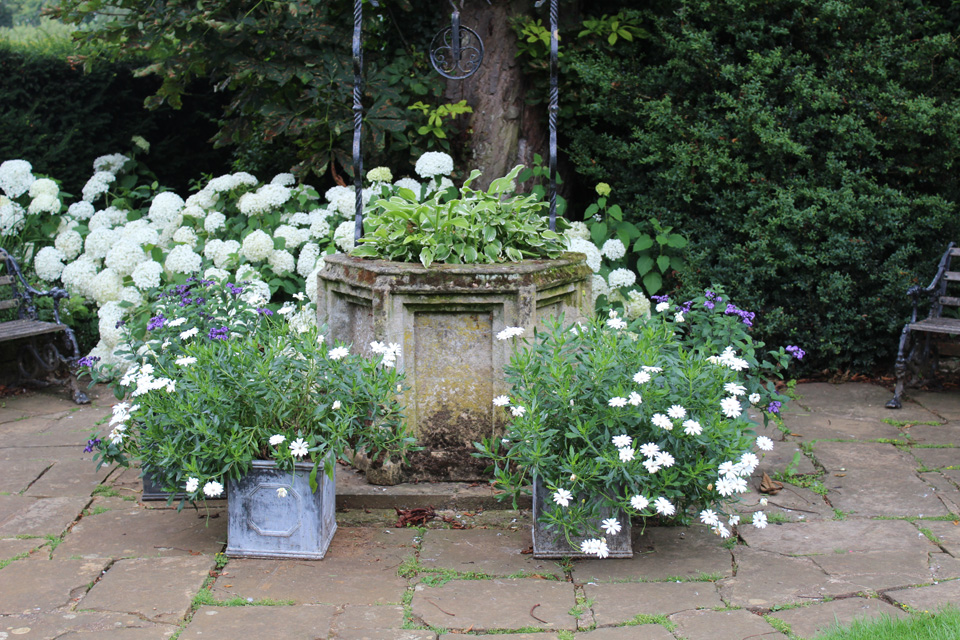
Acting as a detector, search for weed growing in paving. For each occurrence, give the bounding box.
[82,505,110,517]
[0,551,31,570]
[763,615,794,636]
[918,528,942,545]
[766,512,792,524]
[882,419,942,428]
[833,509,851,521]
[619,613,678,631]
[808,605,960,640]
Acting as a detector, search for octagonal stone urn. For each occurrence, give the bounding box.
[317,253,592,483]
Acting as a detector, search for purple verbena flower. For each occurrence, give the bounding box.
[767,401,782,414]
[147,314,166,331]
[786,345,806,360]
[704,301,715,310]
[679,301,693,314]
[257,308,274,316]
[208,326,229,341]
[705,290,715,299]
[227,283,244,296]
[77,355,100,368]
[114,319,126,329]
[652,294,670,303]
[83,438,101,453]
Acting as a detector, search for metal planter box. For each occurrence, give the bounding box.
[141,470,188,502]
[531,476,633,559]
[226,459,337,560]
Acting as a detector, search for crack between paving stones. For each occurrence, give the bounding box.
[20,462,55,495]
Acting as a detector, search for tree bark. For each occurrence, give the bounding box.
[443,0,547,189]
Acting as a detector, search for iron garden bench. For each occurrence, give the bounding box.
[0,248,88,404]
[887,242,960,409]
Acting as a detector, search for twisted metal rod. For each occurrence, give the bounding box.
[548,0,559,231]
[352,0,378,243]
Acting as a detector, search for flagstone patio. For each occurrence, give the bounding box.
[1,381,958,639]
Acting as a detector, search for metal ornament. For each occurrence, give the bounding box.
[352,0,379,243]
[430,0,486,80]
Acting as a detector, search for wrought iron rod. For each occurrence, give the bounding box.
[352,0,365,243]
[548,0,559,231]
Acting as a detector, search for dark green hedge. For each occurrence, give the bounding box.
[0,45,232,195]
[566,0,960,373]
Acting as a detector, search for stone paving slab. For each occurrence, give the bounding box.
[79,555,214,624]
[822,469,950,517]
[793,382,936,422]
[441,634,558,640]
[410,578,576,632]
[0,611,172,640]
[919,473,960,513]
[778,414,906,442]
[0,536,44,560]
[0,458,54,493]
[919,520,960,556]
[583,581,723,625]
[0,495,88,537]
[904,424,960,446]
[912,447,960,469]
[910,391,960,421]
[739,519,933,555]
[768,597,907,639]
[0,557,108,615]
[333,604,406,630]
[24,456,114,498]
[754,442,817,478]
[575,626,675,640]
[810,550,947,591]
[813,441,914,472]
[336,630,436,640]
[572,525,733,583]
[944,469,960,487]
[54,505,227,560]
[739,485,834,522]
[719,549,852,609]
[418,528,562,577]
[886,579,960,612]
[669,608,787,640]
[179,605,336,639]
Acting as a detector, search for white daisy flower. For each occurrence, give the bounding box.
[756,436,775,451]
[618,447,635,463]
[601,518,622,535]
[720,396,742,419]
[753,511,768,529]
[510,406,526,418]
[553,488,573,507]
[608,397,628,408]
[289,437,309,458]
[269,434,286,446]
[633,371,651,385]
[653,497,675,516]
[724,382,747,396]
[328,346,349,360]
[185,477,199,493]
[612,435,632,448]
[682,420,702,436]
[630,495,650,511]
[651,413,673,430]
[667,405,686,419]
[493,395,510,407]
[203,481,224,498]
[628,392,642,406]
[639,443,661,458]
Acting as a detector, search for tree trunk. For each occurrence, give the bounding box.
[443,0,547,189]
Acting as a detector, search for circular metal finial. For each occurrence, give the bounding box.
[430,19,484,80]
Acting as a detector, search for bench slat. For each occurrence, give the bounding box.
[950,248,960,257]
[944,271,960,281]
[0,275,13,286]
[0,299,17,311]
[0,319,65,341]
[910,317,960,335]
[941,297,960,307]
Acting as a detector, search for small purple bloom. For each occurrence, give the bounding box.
[147,314,166,331]
[77,355,100,368]
[114,319,126,329]
[705,290,715,299]
[704,301,715,310]
[786,345,806,360]
[227,282,244,296]
[208,326,229,341]
[679,301,693,314]
[652,294,670,303]
[725,303,738,315]
[83,438,101,453]
[257,308,274,316]
[767,401,782,414]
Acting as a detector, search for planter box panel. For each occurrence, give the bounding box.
[532,477,633,559]
[226,460,336,560]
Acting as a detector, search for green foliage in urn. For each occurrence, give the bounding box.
[353,165,569,268]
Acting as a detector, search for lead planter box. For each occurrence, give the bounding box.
[226,460,337,560]
[531,476,633,559]
[317,253,591,482]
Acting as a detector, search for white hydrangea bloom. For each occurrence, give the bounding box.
[55,229,84,261]
[624,290,651,320]
[204,267,229,282]
[325,185,356,217]
[34,247,65,281]
[93,154,129,175]
[601,238,627,261]
[287,211,311,226]
[241,229,275,262]
[235,263,258,282]
[165,244,202,275]
[591,274,611,302]
[238,183,291,216]
[186,189,218,210]
[393,177,422,195]
[608,268,636,289]
[0,198,25,236]
[172,226,198,246]
[28,193,60,215]
[333,220,356,253]
[565,236,602,272]
[268,249,295,275]
[366,167,393,183]
[309,218,331,240]
[131,260,163,290]
[272,172,296,186]
[204,211,226,233]
[98,311,124,349]
[105,239,146,276]
[564,221,590,241]
[91,268,123,305]
[214,240,241,269]
[297,243,321,278]
[85,228,118,260]
[82,171,116,202]
[132,136,150,151]
[28,178,59,198]
[274,224,307,250]
[240,279,271,305]
[148,192,185,228]
[0,160,35,198]
[124,224,159,247]
[88,206,128,230]
[181,204,205,218]
[415,151,454,178]
[286,305,316,334]
[60,255,99,299]
[67,201,95,220]
[118,286,143,307]
[305,266,322,303]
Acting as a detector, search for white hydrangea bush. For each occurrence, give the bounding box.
[1,148,459,366]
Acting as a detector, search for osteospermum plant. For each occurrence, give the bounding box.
[475,310,796,557]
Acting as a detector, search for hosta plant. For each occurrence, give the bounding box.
[475,310,793,558]
[353,164,569,267]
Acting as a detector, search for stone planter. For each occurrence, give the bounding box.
[317,253,591,482]
[140,470,187,502]
[531,476,633,559]
[225,459,337,560]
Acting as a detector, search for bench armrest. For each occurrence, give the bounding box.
[0,249,70,324]
[905,242,956,323]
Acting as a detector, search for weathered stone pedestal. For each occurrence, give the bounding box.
[317,253,591,483]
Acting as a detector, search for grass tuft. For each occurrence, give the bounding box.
[809,606,960,640]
